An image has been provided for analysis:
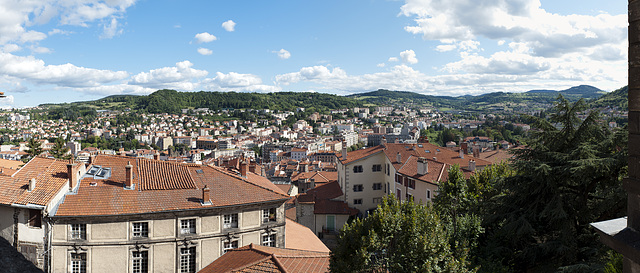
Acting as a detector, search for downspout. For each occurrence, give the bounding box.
[13,208,19,248]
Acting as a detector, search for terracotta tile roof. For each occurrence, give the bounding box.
[383,143,491,170]
[199,244,330,273]
[295,182,358,216]
[53,155,289,217]
[337,145,385,165]
[285,219,330,253]
[478,148,519,164]
[0,156,72,207]
[0,158,23,170]
[313,199,359,215]
[137,158,196,190]
[290,171,337,184]
[297,181,343,202]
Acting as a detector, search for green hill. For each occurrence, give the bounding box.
[589,86,628,110]
[41,90,366,114]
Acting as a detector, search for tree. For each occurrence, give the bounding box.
[482,96,627,272]
[25,138,43,162]
[50,138,71,160]
[330,195,474,273]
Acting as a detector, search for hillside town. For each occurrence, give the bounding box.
[0,99,629,272]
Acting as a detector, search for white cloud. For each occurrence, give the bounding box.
[276,49,291,59]
[2,44,21,53]
[0,95,15,106]
[197,48,213,55]
[100,17,123,39]
[202,72,280,92]
[222,20,236,32]
[388,57,399,62]
[276,65,347,85]
[377,63,385,68]
[0,0,136,45]
[129,60,208,90]
[48,29,72,36]
[31,46,52,54]
[194,32,217,43]
[400,0,626,60]
[399,49,418,64]
[0,52,128,88]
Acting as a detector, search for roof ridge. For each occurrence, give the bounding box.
[207,165,290,198]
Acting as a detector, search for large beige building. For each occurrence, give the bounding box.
[0,154,289,273]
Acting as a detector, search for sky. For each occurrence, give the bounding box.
[0,0,628,108]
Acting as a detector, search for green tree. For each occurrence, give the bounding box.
[483,96,627,272]
[50,138,71,160]
[330,195,474,273]
[25,138,43,162]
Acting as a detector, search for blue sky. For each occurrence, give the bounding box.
[0,0,628,108]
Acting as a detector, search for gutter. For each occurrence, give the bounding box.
[11,203,46,210]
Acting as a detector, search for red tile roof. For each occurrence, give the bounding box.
[337,145,385,165]
[199,244,330,273]
[137,159,196,190]
[285,219,330,253]
[383,143,491,170]
[0,156,74,207]
[53,154,289,217]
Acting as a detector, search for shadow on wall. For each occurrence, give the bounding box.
[0,237,42,273]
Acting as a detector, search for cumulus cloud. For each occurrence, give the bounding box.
[31,46,52,54]
[129,60,208,90]
[100,17,123,39]
[388,57,399,62]
[275,49,291,59]
[0,0,135,45]
[0,52,128,88]
[2,44,21,53]
[400,0,626,59]
[222,20,236,32]
[194,32,217,43]
[377,63,385,68]
[276,65,347,85]
[202,72,279,92]
[400,49,418,64]
[197,48,213,55]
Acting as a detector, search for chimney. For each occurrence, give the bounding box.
[249,163,256,174]
[459,149,464,159]
[302,162,309,172]
[67,162,77,190]
[473,145,480,158]
[396,152,401,163]
[202,185,211,203]
[469,160,476,172]
[125,161,133,188]
[240,161,248,177]
[461,142,468,154]
[89,155,95,165]
[28,178,36,191]
[381,137,387,147]
[154,152,160,160]
[342,142,347,160]
[417,157,428,176]
[309,178,315,189]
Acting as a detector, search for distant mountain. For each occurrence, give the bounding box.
[589,86,628,110]
[41,90,366,114]
[348,85,605,111]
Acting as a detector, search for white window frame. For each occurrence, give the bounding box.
[70,252,87,273]
[223,240,238,253]
[262,208,276,223]
[180,219,196,235]
[132,222,149,238]
[353,184,364,192]
[223,214,238,229]
[353,165,363,173]
[70,224,86,240]
[372,183,382,190]
[354,198,363,205]
[132,250,148,273]
[262,233,276,247]
[179,247,196,273]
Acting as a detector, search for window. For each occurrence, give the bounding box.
[353,184,363,192]
[373,197,382,204]
[263,208,276,223]
[133,222,149,238]
[132,251,148,273]
[223,240,238,253]
[223,214,238,229]
[354,199,363,205]
[28,209,41,228]
[180,219,196,235]
[395,173,400,183]
[373,183,382,190]
[386,164,390,176]
[408,179,415,189]
[179,247,196,273]
[427,189,431,200]
[262,233,276,247]
[353,165,363,173]
[372,164,382,172]
[71,253,86,273]
[70,224,86,240]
